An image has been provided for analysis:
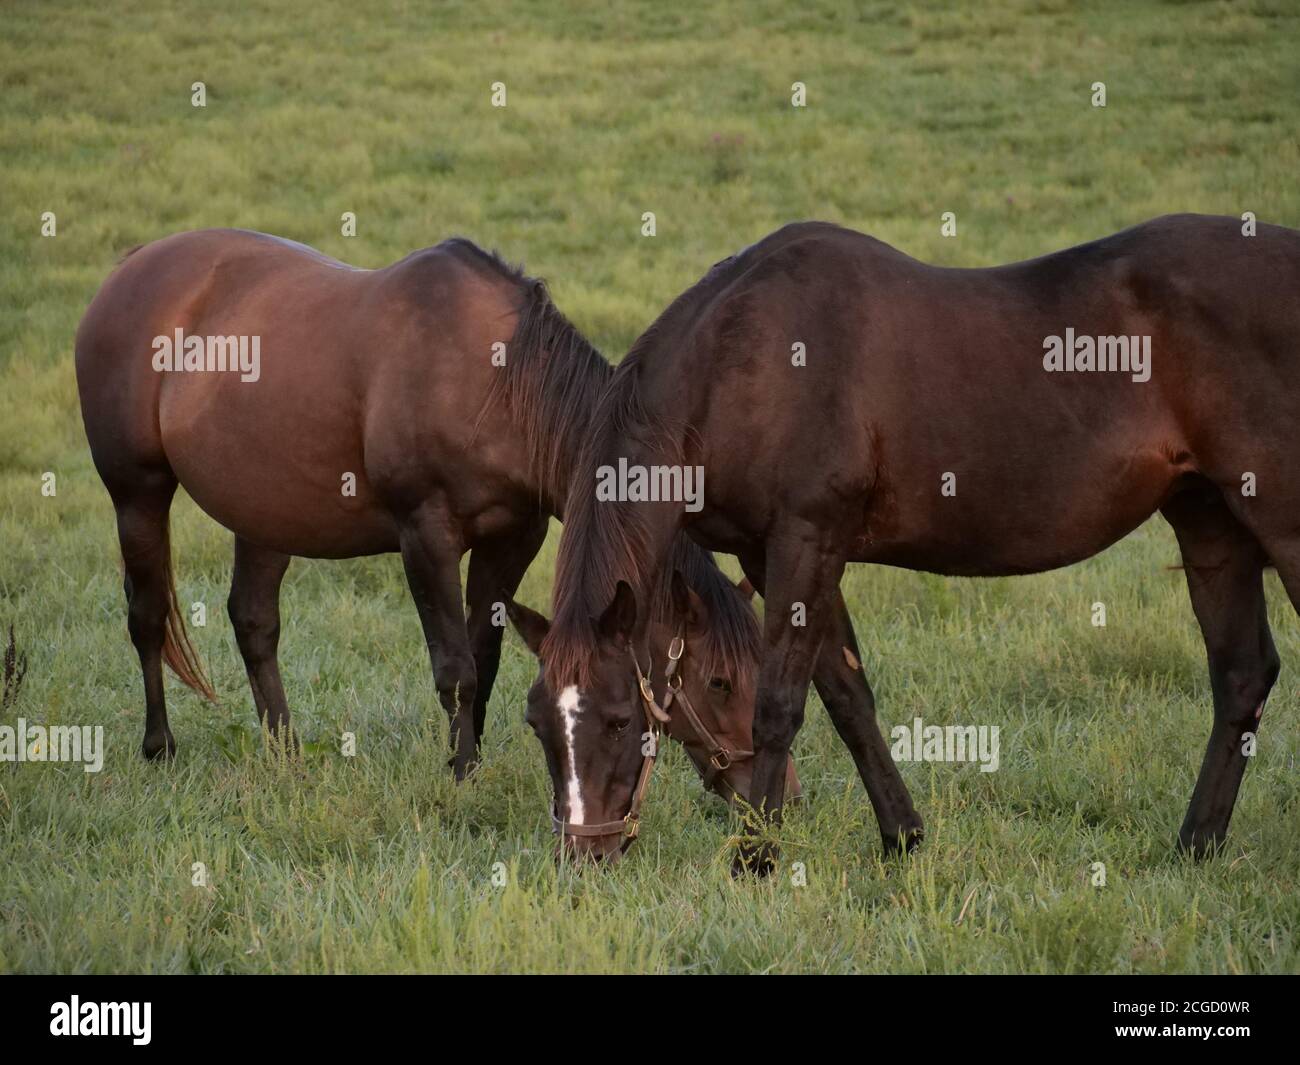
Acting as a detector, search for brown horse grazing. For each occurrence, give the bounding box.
[72,230,804,831]
[532,213,1300,871]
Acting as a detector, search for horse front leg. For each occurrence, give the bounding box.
[464,515,548,747]
[734,521,845,876]
[741,552,922,856]
[398,505,478,781]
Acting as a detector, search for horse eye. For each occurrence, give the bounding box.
[608,716,632,734]
[708,678,732,694]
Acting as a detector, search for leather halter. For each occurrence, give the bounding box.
[550,632,753,848]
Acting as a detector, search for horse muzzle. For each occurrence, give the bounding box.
[552,806,638,864]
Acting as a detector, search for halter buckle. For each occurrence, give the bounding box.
[667,636,685,661]
[710,749,732,772]
[638,674,655,705]
[623,813,641,840]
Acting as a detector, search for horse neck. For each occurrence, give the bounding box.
[544,422,691,690]
[600,447,689,614]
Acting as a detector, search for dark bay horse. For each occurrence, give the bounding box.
[533,213,1300,870]
[73,230,807,842]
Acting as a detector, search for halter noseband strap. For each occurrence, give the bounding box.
[550,632,752,847]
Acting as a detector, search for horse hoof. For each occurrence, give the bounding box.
[731,844,777,878]
[883,825,924,857]
[142,733,176,761]
[448,754,480,781]
[1176,828,1224,861]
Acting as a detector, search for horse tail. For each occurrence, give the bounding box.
[160,521,217,702]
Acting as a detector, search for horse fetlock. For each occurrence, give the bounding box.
[433,656,476,706]
[1177,821,1228,861]
[142,728,176,761]
[882,824,924,857]
[731,838,779,878]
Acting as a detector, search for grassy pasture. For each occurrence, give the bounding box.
[2,0,1299,972]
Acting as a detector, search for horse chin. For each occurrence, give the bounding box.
[711,754,802,807]
[718,766,754,807]
[560,832,627,866]
[784,755,803,803]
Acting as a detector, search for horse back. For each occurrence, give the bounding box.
[75,229,529,556]
[654,215,1300,572]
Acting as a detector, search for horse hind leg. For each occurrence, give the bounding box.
[228,537,293,746]
[113,475,183,760]
[1161,486,1278,858]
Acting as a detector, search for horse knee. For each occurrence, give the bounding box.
[754,688,805,750]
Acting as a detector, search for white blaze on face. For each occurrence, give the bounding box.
[557,685,586,825]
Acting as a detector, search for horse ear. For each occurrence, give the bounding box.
[671,570,708,633]
[505,598,550,657]
[595,580,637,646]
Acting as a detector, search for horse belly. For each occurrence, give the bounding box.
[160,377,398,559]
[859,441,1182,577]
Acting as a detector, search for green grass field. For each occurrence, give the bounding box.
[3,0,1300,973]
